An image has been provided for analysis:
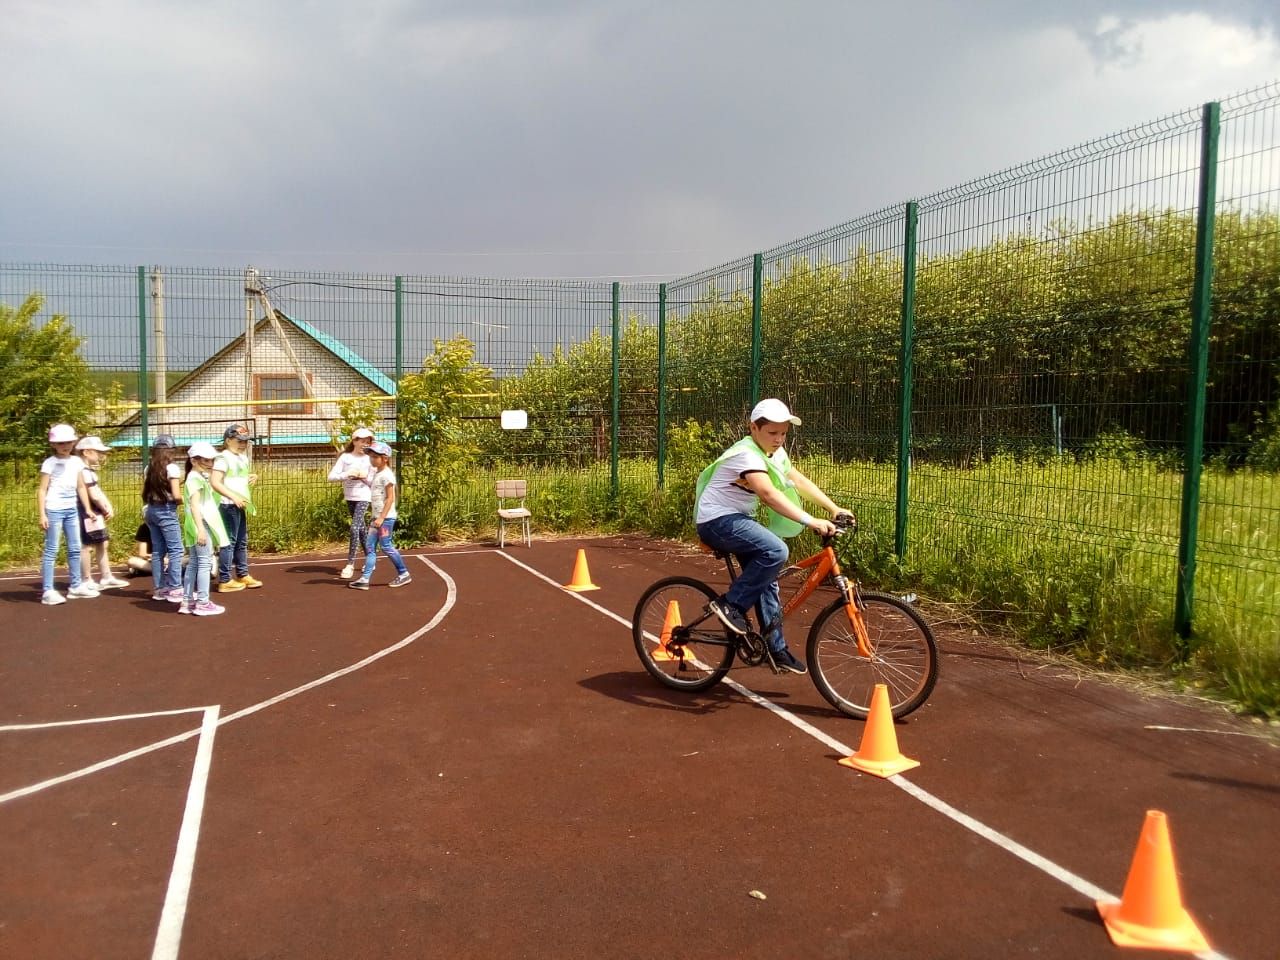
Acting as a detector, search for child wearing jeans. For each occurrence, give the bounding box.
[74,435,129,590]
[37,423,98,605]
[142,434,186,603]
[348,441,410,590]
[180,442,229,616]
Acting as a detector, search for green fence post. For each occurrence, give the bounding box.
[657,283,668,488]
[611,281,620,503]
[750,253,763,406]
[394,276,403,450]
[895,203,919,561]
[137,266,149,448]
[1174,102,1221,644]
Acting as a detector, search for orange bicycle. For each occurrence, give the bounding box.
[631,518,938,718]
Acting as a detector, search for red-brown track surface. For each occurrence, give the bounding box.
[1,535,1277,960]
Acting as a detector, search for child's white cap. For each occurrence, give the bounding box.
[352,427,375,439]
[48,423,78,443]
[188,441,218,460]
[75,435,111,453]
[749,398,801,426]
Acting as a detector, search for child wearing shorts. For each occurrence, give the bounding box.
[75,435,129,590]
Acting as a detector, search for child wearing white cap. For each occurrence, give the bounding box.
[74,435,129,590]
[327,427,376,578]
[694,399,854,675]
[180,441,229,616]
[37,423,98,605]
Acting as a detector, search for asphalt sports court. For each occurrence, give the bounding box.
[1,536,1277,960]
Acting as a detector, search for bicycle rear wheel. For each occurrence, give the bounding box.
[807,592,938,719]
[632,577,736,691]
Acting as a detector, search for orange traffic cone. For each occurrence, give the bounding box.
[1096,810,1209,952]
[652,600,683,661]
[563,549,600,592]
[837,684,919,777]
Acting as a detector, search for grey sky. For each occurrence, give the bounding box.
[2,0,1278,279]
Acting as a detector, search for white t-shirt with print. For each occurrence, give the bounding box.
[40,455,86,510]
[369,467,397,520]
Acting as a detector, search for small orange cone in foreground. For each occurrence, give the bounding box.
[837,683,919,778]
[652,600,683,661]
[563,549,600,592]
[1096,810,1209,952]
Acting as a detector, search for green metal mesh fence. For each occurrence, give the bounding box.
[2,84,1277,688]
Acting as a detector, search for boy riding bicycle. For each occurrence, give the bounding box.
[695,398,855,675]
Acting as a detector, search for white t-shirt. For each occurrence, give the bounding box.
[327,452,373,502]
[369,467,397,520]
[40,455,86,511]
[695,446,788,525]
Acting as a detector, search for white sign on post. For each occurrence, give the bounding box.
[500,409,528,430]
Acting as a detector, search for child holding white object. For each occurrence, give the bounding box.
[180,442,229,616]
[348,441,410,590]
[75,436,129,590]
[327,426,375,579]
[37,423,98,605]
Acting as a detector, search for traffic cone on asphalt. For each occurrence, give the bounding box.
[563,549,600,592]
[837,684,920,777]
[652,600,683,662]
[1096,810,1209,952]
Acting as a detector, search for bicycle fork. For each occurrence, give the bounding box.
[834,574,875,659]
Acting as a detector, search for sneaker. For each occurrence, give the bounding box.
[340,564,355,579]
[166,588,186,603]
[217,579,246,593]
[348,578,370,591]
[98,576,130,589]
[771,646,808,675]
[388,573,412,588]
[707,599,749,636]
[237,575,263,589]
[68,583,100,600]
[82,578,100,592]
[177,600,192,615]
[193,600,225,616]
[41,589,67,606]
[152,589,170,601]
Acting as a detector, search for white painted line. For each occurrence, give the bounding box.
[0,557,456,805]
[151,705,219,960]
[0,707,210,731]
[489,549,1234,960]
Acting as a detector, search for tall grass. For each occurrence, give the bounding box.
[2,456,1275,714]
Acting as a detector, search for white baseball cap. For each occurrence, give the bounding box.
[75,435,111,452]
[48,423,78,443]
[352,427,375,439]
[749,398,801,426]
[188,441,218,460]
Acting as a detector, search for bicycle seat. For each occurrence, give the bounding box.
[698,541,732,561]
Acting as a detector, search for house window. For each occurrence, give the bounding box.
[252,373,314,415]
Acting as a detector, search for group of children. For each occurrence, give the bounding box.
[37,422,410,611]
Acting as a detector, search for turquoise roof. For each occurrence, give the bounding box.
[281,312,397,396]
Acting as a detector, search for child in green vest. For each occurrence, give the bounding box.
[211,422,262,592]
[695,399,854,674]
[181,442,230,616]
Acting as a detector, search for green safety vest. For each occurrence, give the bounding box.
[183,471,231,549]
[695,436,805,538]
[218,448,256,515]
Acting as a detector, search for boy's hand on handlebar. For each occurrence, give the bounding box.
[810,517,837,536]
[833,510,857,531]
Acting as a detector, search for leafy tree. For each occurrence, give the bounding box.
[396,336,493,538]
[0,294,97,460]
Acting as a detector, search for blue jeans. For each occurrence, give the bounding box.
[362,518,407,580]
[184,537,212,603]
[145,502,184,592]
[218,504,249,582]
[697,513,789,652]
[41,506,83,592]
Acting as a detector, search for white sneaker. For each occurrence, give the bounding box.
[68,583,100,599]
[82,578,100,592]
[98,575,130,589]
[42,589,67,605]
[340,564,355,579]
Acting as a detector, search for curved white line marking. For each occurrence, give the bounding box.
[0,556,456,805]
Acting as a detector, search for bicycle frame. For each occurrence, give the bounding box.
[715,538,874,659]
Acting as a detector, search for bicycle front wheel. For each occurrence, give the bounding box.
[632,577,736,691]
[807,592,938,719]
